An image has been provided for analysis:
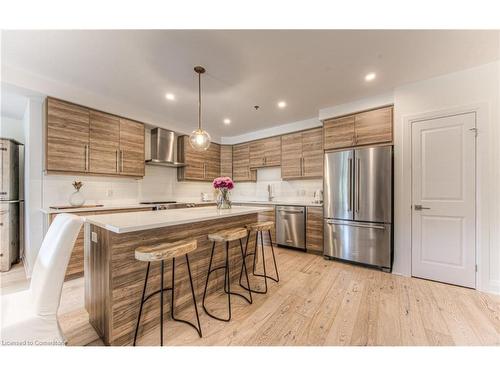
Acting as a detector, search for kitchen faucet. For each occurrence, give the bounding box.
[267,184,275,202]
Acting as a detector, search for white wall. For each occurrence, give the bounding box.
[231,167,322,202]
[22,98,44,273]
[316,61,500,294]
[0,116,25,143]
[393,61,500,294]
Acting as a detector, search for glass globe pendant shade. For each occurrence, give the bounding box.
[189,128,211,151]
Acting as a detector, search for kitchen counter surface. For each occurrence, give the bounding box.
[40,203,160,214]
[232,199,323,207]
[85,205,271,233]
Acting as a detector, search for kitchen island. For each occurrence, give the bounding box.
[83,206,272,345]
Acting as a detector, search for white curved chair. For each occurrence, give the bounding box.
[1,214,83,345]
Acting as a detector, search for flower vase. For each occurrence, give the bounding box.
[69,190,85,207]
[216,188,231,209]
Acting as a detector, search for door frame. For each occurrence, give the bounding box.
[411,111,477,288]
[397,102,491,292]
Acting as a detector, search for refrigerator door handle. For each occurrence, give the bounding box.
[355,158,360,213]
[326,219,386,230]
[348,158,352,211]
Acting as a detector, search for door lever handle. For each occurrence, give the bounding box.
[414,204,430,211]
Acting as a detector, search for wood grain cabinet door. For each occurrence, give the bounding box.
[306,206,323,252]
[233,143,256,181]
[323,115,355,150]
[263,136,281,166]
[89,110,120,174]
[220,145,233,178]
[119,118,145,177]
[302,128,323,178]
[46,98,90,173]
[281,132,303,179]
[354,106,393,146]
[249,140,265,168]
[178,136,208,181]
[205,142,221,180]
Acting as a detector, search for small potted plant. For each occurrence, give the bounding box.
[212,176,234,209]
[69,180,85,207]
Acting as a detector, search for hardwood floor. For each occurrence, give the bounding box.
[2,248,499,346]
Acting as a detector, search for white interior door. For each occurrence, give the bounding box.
[411,112,476,288]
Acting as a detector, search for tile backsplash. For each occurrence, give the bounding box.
[42,166,321,207]
[231,167,322,201]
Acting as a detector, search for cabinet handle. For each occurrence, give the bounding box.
[120,150,124,172]
[85,144,89,171]
[115,150,119,172]
[203,163,206,178]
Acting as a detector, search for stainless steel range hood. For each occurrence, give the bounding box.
[145,128,185,167]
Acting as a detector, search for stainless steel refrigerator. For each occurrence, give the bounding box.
[323,145,393,271]
[1,138,24,272]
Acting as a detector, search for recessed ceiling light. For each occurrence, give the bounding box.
[365,72,376,82]
[277,101,287,108]
[165,93,175,101]
[223,118,231,125]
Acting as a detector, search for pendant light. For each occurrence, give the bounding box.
[189,66,211,151]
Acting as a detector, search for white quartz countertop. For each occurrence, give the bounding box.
[84,206,272,234]
[40,203,159,214]
[232,199,323,207]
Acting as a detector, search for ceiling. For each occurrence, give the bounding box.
[1,30,498,138]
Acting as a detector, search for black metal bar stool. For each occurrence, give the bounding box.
[202,227,252,322]
[133,239,202,346]
[239,221,279,294]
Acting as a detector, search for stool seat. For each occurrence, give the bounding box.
[246,221,274,231]
[208,227,247,242]
[135,239,197,262]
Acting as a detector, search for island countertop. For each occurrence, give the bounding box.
[84,205,271,234]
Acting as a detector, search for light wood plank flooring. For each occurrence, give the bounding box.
[2,248,499,346]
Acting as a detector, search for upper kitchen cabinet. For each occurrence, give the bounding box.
[220,145,233,178]
[323,106,393,150]
[323,115,355,150]
[249,136,281,168]
[89,110,120,174]
[353,106,393,145]
[119,118,145,177]
[177,135,221,181]
[46,97,90,173]
[232,143,257,182]
[45,97,145,177]
[281,127,323,180]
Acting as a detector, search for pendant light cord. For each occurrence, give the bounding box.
[198,71,202,131]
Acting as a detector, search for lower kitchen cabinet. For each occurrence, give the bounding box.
[47,207,152,280]
[306,206,323,253]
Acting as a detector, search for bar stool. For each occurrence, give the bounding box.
[239,221,279,294]
[133,239,202,346]
[202,227,253,322]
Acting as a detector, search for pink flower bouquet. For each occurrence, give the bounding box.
[213,177,234,209]
[212,176,234,190]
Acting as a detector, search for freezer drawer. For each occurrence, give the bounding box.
[323,219,391,269]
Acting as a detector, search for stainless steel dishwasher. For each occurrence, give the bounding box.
[276,205,306,250]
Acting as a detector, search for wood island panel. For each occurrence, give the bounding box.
[49,207,151,280]
[85,212,266,345]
